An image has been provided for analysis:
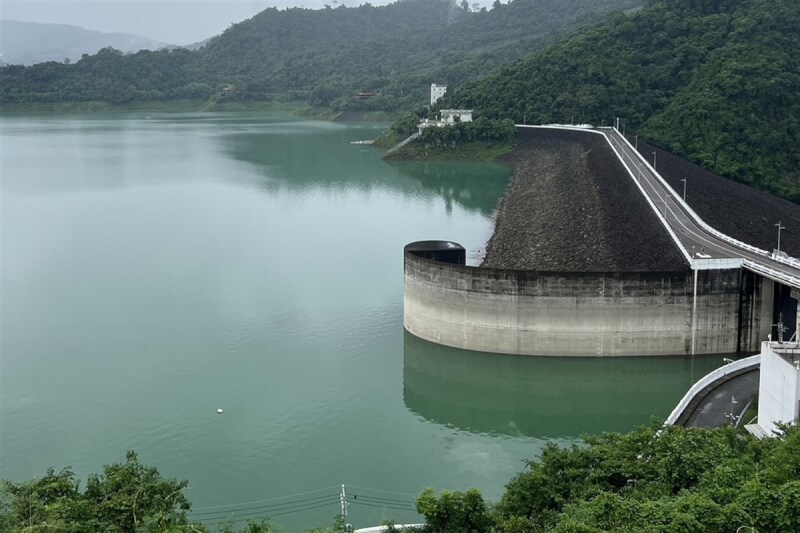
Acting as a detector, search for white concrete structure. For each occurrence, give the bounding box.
[430,83,447,106]
[754,341,800,435]
[416,110,474,134]
[354,525,424,533]
[439,109,473,124]
[404,249,767,357]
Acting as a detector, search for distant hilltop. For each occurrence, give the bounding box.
[0,20,172,65]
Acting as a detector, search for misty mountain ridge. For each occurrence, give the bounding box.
[0,20,173,65]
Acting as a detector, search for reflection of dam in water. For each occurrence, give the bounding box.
[403,332,724,438]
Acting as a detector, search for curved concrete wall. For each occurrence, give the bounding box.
[664,354,760,426]
[404,251,771,357]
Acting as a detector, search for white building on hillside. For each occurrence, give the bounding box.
[417,109,474,134]
[440,109,473,124]
[430,83,447,106]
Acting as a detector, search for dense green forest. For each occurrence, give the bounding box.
[447,0,800,201]
[412,423,800,532]
[3,424,798,532]
[0,0,640,109]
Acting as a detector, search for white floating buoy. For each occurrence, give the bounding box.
[216,408,224,414]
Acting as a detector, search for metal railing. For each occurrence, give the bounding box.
[598,130,693,264]
[607,128,800,283]
[610,128,773,255]
[517,124,800,284]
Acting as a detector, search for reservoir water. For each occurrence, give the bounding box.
[0,112,722,531]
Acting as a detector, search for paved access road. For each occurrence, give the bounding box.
[683,370,760,428]
[603,128,800,286]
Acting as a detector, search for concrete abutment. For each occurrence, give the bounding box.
[404,242,778,357]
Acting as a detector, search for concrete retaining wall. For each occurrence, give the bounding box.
[404,251,773,357]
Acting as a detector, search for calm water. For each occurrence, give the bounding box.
[0,112,722,531]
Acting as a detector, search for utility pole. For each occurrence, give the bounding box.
[776,312,787,342]
[681,178,687,201]
[340,485,349,532]
[775,220,786,253]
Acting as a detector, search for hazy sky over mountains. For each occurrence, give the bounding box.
[0,0,488,45]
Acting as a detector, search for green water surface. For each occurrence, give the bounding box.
[0,112,721,531]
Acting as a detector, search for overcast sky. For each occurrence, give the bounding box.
[0,0,411,45]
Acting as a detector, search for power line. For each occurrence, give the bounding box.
[189,483,421,527]
[271,500,339,517]
[192,485,341,511]
[346,484,419,497]
[199,499,340,526]
[350,501,417,512]
[192,494,339,518]
[351,494,416,506]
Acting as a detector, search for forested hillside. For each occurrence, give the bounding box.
[448,0,800,200]
[0,0,640,109]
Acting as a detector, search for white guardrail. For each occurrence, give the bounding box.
[664,354,761,426]
[609,127,800,269]
[743,259,800,288]
[519,125,800,281]
[354,525,425,533]
[597,130,693,263]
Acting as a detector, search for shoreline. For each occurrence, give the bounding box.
[0,100,397,124]
[383,139,514,162]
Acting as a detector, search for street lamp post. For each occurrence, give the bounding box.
[634,134,638,149]
[652,151,657,170]
[680,178,687,201]
[775,220,786,253]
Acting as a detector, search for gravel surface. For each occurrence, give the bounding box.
[634,138,800,258]
[481,128,688,271]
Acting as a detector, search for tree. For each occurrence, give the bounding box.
[1,451,201,532]
[415,487,491,533]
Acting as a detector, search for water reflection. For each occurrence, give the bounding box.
[220,119,510,215]
[389,161,509,216]
[1,113,511,217]
[403,332,723,438]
